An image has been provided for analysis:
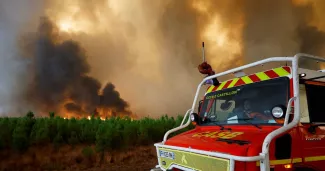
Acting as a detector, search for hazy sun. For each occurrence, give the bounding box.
[58,21,73,32]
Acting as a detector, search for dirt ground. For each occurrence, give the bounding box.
[0,145,158,171]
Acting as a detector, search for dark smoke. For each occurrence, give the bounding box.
[3,0,325,117]
[27,17,131,117]
[100,83,130,116]
[64,103,83,114]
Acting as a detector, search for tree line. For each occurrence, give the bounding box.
[0,112,194,153]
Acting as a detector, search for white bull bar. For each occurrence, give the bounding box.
[152,53,325,171]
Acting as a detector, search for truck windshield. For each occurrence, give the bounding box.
[199,77,289,126]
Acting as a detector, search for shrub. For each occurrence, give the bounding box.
[12,126,29,152]
[49,112,55,118]
[26,111,34,119]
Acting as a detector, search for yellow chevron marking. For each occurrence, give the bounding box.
[216,81,227,90]
[241,76,253,84]
[227,78,239,88]
[206,86,215,93]
[273,67,290,76]
[206,66,292,94]
[255,72,270,81]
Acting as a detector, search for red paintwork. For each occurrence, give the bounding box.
[166,126,278,157]
[223,80,233,90]
[248,74,260,82]
[264,70,279,79]
[282,66,291,73]
[234,78,246,87]
[164,68,325,171]
[165,125,292,171]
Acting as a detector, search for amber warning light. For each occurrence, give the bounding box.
[284,164,292,169]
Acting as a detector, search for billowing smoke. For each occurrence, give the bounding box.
[241,0,325,68]
[24,17,131,117]
[1,0,325,117]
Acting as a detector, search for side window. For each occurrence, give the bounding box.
[305,83,325,123]
[300,84,310,123]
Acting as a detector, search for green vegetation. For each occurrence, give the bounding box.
[0,112,194,153]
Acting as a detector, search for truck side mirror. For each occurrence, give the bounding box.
[190,113,199,124]
[308,123,325,134]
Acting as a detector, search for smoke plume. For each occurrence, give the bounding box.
[1,0,325,117]
[29,17,131,117]
[241,0,325,68]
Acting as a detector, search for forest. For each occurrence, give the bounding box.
[0,112,194,153]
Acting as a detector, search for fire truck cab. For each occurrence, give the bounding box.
[151,53,325,171]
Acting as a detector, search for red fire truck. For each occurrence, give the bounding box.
[151,51,325,171]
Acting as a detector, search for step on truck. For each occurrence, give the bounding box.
[151,45,325,171]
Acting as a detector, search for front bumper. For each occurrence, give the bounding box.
[157,146,229,171]
[153,142,264,171]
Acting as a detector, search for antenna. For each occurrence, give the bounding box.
[202,42,205,62]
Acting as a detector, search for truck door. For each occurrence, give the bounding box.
[299,82,325,168]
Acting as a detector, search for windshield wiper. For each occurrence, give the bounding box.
[204,122,232,131]
[216,138,250,145]
[227,118,262,129]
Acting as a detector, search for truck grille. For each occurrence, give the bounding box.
[158,147,230,171]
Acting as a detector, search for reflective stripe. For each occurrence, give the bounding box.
[255,156,325,166]
[269,159,291,165]
[227,78,239,88]
[206,67,291,94]
[292,158,302,163]
[241,76,253,84]
[304,155,325,162]
[205,66,292,94]
[273,67,290,76]
[206,86,215,93]
[256,158,302,166]
[216,81,227,90]
[255,72,270,81]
